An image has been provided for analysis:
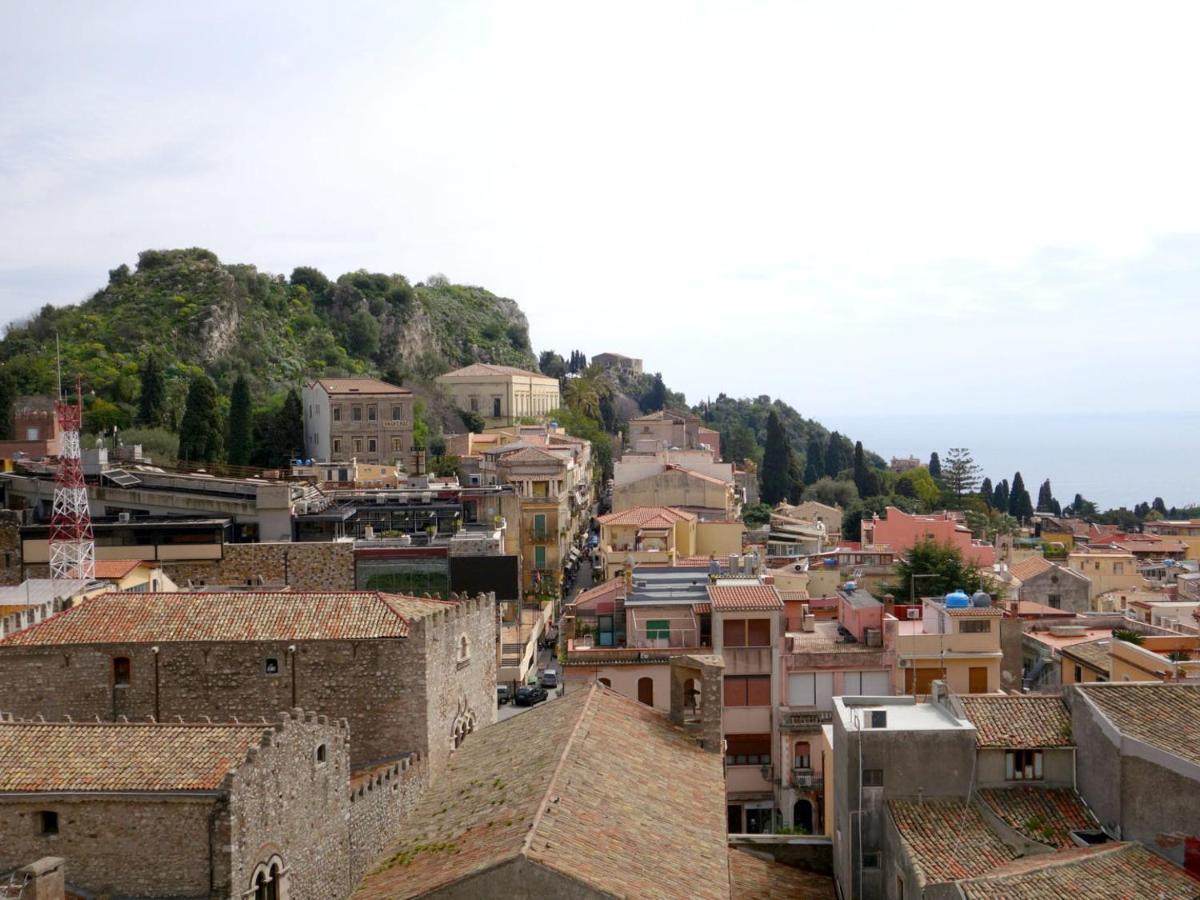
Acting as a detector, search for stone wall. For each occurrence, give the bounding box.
[0,595,497,771]
[227,710,355,900]
[347,755,428,885]
[0,794,216,898]
[162,539,355,591]
[0,511,22,586]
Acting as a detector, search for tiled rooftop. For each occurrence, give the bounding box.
[354,684,729,899]
[957,842,1200,898]
[957,695,1072,749]
[0,719,269,792]
[1009,556,1055,582]
[978,788,1100,849]
[708,584,783,611]
[439,363,548,378]
[93,558,144,580]
[1076,682,1200,766]
[598,506,696,526]
[727,847,835,898]
[946,606,1004,617]
[1059,638,1112,675]
[888,799,1015,883]
[0,591,451,645]
[787,621,879,654]
[312,377,409,394]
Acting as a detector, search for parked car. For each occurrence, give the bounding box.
[540,668,558,690]
[496,684,511,706]
[514,686,548,706]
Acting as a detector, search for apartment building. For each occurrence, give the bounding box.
[1066,547,1142,601]
[894,592,1003,694]
[301,377,414,467]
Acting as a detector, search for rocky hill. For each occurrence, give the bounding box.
[0,248,536,430]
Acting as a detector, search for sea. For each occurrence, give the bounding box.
[817,412,1200,513]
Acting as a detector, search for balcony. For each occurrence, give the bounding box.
[791,767,817,790]
[779,709,834,732]
[528,528,552,543]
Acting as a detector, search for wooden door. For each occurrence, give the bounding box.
[969,666,988,693]
[637,676,654,706]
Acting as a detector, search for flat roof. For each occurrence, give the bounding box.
[834,696,974,732]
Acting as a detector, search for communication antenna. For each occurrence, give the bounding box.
[49,375,95,581]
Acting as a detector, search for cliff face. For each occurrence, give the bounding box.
[0,248,536,425]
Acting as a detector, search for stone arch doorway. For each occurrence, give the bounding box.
[637,676,654,706]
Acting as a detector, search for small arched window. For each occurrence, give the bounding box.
[458,634,470,663]
[315,743,327,764]
[637,676,654,707]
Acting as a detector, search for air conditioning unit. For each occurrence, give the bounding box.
[906,608,921,620]
[898,658,911,667]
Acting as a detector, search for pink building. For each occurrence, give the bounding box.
[862,506,996,568]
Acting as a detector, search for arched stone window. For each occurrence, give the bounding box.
[684,677,701,713]
[451,698,477,750]
[458,634,470,663]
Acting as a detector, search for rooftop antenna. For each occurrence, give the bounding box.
[49,374,95,582]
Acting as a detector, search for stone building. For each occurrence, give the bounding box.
[0,709,429,899]
[0,395,61,459]
[434,363,560,426]
[1010,555,1091,613]
[0,590,496,774]
[302,377,414,467]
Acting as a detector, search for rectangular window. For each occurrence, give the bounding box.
[863,852,881,869]
[333,438,341,454]
[1074,664,1083,682]
[724,733,771,766]
[332,406,341,422]
[843,671,863,695]
[1005,749,1043,781]
[534,546,546,568]
[264,658,280,675]
[392,405,403,420]
[367,405,377,421]
[352,406,362,421]
[789,672,815,706]
[862,769,883,787]
[960,620,992,633]
[1114,562,1124,574]
[38,810,58,835]
[746,618,771,646]
[470,398,479,412]
[354,438,363,453]
[724,619,748,647]
[868,710,888,728]
[367,438,377,452]
[724,675,771,706]
[391,437,403,452]
[1048,594,1061,609]
[646,619,670,641]
[113,657,131,687]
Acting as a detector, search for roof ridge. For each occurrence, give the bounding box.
[523,683,599,859]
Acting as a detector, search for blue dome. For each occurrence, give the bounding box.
[945,590,971,609]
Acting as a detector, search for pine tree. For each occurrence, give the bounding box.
[760,411,791,505]
[852,441,879,497]
[1153,497,1168,516]
[177,374,223,463]
[226,374,253,467]
[928,452,941,480]
[804,435,823,485]
[1008,472,1034,521]
[942,448,982,507]
[980,477,994,508]
[137,352,167,427]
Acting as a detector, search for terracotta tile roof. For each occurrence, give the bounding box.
[569,578,624,612]
[1076,682,1200,766]
[0,591,437,645]
[946,606,1004,617]
[888,799,1015,883]
[1060,638,1112,675]
[1014,600,1073,617]
[0,720,269,792]
[692,602,712,614]
[438,363,551,379]
[354,685,729,899]
[312,377,409,395]
[977,788,1100,849]
[598,506,697,527]
[778,591,810,603]
[957,695,1072,748]
[1009,556,1054,582]
[708,584,783,611]
[727,847,835,898]
[93,558,143,580]
[957,842,1200,898]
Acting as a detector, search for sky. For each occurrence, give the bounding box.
[3,2,1200,420]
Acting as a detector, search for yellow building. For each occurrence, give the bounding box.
[435,363,560,426]
[1060,637,1112,684]
[1143,519,1200,561]
[612,465,737,518]
[895,599,1003,695]
[1066,549,1141,602]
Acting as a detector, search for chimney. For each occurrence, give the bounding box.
[15,857,65,900]
[669,655,725,753]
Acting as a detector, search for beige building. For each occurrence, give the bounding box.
[895,597,1003,694]
[1066,548,1142,601]
[613,465,738,519]
[301,377,414,466]
[435,363,560,426]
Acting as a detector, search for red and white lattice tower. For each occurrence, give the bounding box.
[49,376,94,581]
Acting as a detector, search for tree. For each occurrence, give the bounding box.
[290,265,332,300]
[137,353,167,427]
[852,441,880,497]
[177,374,223,463]
[823,431,851,479]
[1008,472,1034,521]
[928,452,941,479]
[980,477,993,507]
[1036,479,1056,513]
[802,477,860,508]
[965,508,1019,542]
[760,411,792,505]
[0,370,14,440]
[786,452,804,504]
[538,350,567,379]
[640,372,667,413]
[993,479,1010,512]
[942,448,982,506]
[885,538,998,604]
[459,409,485,433]
[895,467,940,507]
[1069,492,1098,518]
[226,374,253,467]
[256,389,305,467]
[1153,497,1168,516]
[346,309,380,359]
[804,434,823,485]
[724,424,760,466]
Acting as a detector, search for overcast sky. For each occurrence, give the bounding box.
[3,1,1200,418]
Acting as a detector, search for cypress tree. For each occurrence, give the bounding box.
[980,477,994,507]
[0,370,14,441]
[824,431,849,478]
[274,389,305,465]
[226,374,253,467]
[760,411,791,505]
[994,479,1010,512]
[1153,497,1168,516]
[928,452,941,479]
[1036,479,1054,513]
[786,451,804,504]
[804,434,823,485]
[177,374,223,463]
[137,352,167,427]
[1009,472,1033,521]
[852,441,878,497]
